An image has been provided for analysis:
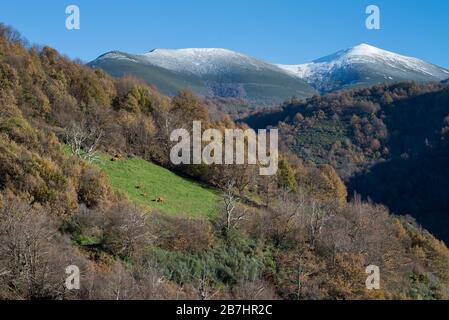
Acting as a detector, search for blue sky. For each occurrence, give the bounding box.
[1,0,448,67]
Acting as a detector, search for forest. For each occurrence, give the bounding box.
[244,81,449,242]
[1,24,449,300]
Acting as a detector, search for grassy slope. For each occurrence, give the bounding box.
[96,155,219,218]
[89,58,209,97]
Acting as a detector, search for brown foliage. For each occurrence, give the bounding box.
[153,214,215,252]
[77,165,110,208]
[0,193,87,299]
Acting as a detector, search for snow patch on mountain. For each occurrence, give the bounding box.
[277,44,449,91]
[93,44,449,95]
[139,48,283,76]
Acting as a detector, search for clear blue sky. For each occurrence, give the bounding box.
[1,0,448,67]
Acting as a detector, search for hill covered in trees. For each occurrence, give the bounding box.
[1,24,449,300]
[244,81,449,242]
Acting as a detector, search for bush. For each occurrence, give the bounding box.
[153,214,215,252]
[0,193,88,299]
[78,165,110,208]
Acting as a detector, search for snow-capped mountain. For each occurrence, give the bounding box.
[98,48,285,76]
[89,44,449,106]
[142,48,282,76]
[277,44,449,93]
[89,49,316,106]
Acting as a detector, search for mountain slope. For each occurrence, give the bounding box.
[89,49,316,107]
[243,81,449,243]
[2,24,449,300]
[277,44,449,93]
[96,154,219,218]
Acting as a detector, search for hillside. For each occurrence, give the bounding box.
[244,81,449,242]
[1,24,449,300]
[96,155,219,218]
[89,49,316,107]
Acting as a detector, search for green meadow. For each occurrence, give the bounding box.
[96,155,219,218]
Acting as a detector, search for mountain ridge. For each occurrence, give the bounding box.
[277,43,449,93]
[89,48,317,107]
[90,44,449,106]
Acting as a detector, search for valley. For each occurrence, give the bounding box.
[244,80,449,242]
[1,21,449,301]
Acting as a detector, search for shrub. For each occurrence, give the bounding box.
[78,165,110,208]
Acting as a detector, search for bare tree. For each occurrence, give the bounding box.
[195,264,218,300]
[307,200,336,248]
[0,195,82,299]
[91,263,139,300]
[103,204,152,259]
[74,203,153,259]
[294,251,313,300]
[0,23,27,45]
[233,278,277,300]
[221,180,246,232]
[65,121,103,162]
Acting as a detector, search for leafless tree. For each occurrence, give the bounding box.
[74,203,153,259]
[221,180,246,232]
[195,264,218,300]
[90,263,139,300]
[0,195,82,299]
[0,23,27,45]
[294,251,313,300]
[65,121,103,162]
[307,200,335,248]
[103,204,152,259]
[233,278,277,300]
